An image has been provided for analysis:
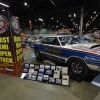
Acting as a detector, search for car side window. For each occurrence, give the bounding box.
[42,37,55,44]
[42,37,60,46]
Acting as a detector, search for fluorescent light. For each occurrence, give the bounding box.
[2,9,5,11]
[24,2,27,6]
[0,2,9,7]
[39,18,43,21]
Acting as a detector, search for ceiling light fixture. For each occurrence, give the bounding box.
[69,14,71,17]
[91,16,93,19]
[35,20,37,21]
[2,9,5,11]
[94,11,96,14]
[71,19,73,21]
[74,13,76,17]
[56,26,58,28]
[39,18,43,21]
[51,17,53,19]
[24,2,27,6]
[57,20,58,22]
[0,2,9,7]
[16,16,18,19]
[43,22,44,25]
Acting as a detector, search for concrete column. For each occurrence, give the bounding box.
[80,6,83,37]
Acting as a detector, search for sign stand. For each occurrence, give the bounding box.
[0,11,24,76]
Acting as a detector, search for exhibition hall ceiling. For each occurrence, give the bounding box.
[0,0,100,33]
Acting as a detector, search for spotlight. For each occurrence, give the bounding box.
[69,14,71,17]
[74,13,76,17]
[24,2,27,6]
[39,18,43,21]
[94,11,96,14]
[2,9,5,11]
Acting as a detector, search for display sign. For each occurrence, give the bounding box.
[0,11,24,76]
[21,64,69,86]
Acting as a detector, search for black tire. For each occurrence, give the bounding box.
[35,49,43,61]
[68,58,88,77]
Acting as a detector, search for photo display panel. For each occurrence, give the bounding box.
[21,64,69,86]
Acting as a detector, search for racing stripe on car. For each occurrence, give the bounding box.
[40,44,100,56]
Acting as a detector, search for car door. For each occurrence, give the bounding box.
[42,37,65,62]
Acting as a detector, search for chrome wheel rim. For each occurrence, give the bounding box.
[71,61,83,74]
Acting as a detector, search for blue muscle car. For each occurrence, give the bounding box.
[32,35,100,77]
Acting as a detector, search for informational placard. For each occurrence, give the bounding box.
[21,64,69,86]
[0,11,24,76]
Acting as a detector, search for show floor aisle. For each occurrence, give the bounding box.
[0,74,100,100]
[0,49,100,100]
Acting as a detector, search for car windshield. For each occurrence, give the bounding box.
[59,36,80,46]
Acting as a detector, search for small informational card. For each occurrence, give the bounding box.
[23,68,29,73]
[38,73,44,77]
[31,75,37,81]
[34,65,39,69]
[37,76,43,81]
[45,65,50,69]
[40,65,45,69]
[62,75,69,86]
[21,73,27,79]
[62,67,68,75]
[56,66,62,71]
[39,69,44,73]
[49,77,55,83]
[30,64,34,68]
[29,68,34,73]
[43,75,49,80]
[51,66,55,70]
[33,71,38,76]
[53,70,60,78]
[25,64,30,68]
[26,73,32,80]
[45,70,52,75]
[56,79,61,84]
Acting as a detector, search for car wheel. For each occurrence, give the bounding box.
[68,58,88,77]
[35,49,43,61]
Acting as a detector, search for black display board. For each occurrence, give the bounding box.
[0,11,24,76]
[21,64,69,86]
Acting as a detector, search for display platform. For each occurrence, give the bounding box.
[21,64,69,86]
[91,74,100,87]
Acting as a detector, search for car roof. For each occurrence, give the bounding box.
[43,35,72,38]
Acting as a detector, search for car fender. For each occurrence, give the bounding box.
[66,56,88,67]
